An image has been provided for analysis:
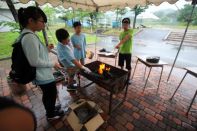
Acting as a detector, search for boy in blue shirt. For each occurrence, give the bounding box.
[71,21,86,65]
[56,28,91,91]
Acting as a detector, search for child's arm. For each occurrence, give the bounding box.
[115,34,132,49]
[71,36,81,50]
[73,45,81,50]
[84,35,87,46]
[47,44,54,52]
[72,59,83,68]
[84,35,87,51]
[72,59,91,73]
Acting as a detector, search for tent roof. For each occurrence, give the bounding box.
[18,0,191,11]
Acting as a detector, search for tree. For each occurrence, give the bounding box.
[115,8,127,21]
[42,5,56,25]
[0,13,20,32]
[60,8,76,25]
[0,21,20,32]
[177,4,197,25]
[60,8,103,32]
[74,9,90,23]
[154,9,178,24]
[89,12,98,26]
[131,5,147,28]
[75,10,102,28]
[115,8,128,28]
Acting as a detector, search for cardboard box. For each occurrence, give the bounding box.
[67,99,104,131]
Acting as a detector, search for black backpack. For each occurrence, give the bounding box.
[9,32,36,84]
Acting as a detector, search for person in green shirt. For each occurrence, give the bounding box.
[115,18,133,83]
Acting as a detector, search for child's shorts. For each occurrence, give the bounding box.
[66,67,79,78]
[118,53,132,70]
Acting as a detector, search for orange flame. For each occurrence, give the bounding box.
[106,66,110,71]
[98,63,105,74]
[98,63,110,75]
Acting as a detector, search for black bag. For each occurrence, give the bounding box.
[9,32,36,84]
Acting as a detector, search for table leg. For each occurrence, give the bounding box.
[108,79,129,115]
[186,90,197,115]
[143,67,152,92]
[144,66,147,80]
[108,91,113,115]
[131,59,139,79]
[97,55,100,61]
[158,66,164,88]
[78,74,81,88]
[124,82,129,100]
[170,72,188,100]
[115,56,117,67]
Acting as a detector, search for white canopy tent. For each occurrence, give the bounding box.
[18,0,182,11]
[5,0,196,81]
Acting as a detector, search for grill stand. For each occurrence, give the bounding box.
[78,74,129,115]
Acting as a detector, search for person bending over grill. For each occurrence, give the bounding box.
[56,28,91,91]
[115,18,134,84]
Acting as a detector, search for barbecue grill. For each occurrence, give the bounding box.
[78,61,129,114]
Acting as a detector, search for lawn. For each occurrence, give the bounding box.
[0,24,147,59]
[1,22,141,59]
[0,32,19,59]
[37,32,99,45]
[36,24,100,44]
[0,29,99,59]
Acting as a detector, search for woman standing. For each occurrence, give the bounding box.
[17,6,64,120]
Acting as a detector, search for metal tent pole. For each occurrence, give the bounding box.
[95,31,98,59]
[167,1,196,82]
[94,7,99,59]
[5,0,23,30]
[5,0,18,22]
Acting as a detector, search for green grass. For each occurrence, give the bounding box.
[0,32,19,59]
[85,34,99,44]
[37,31,99,45]
[0,25,100,59]
[0,27,140,59]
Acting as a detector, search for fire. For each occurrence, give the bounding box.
[106,67,110,72]
[98,63,105,74]
[98,63,110,75]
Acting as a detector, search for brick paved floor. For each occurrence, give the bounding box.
[0,53,197,131]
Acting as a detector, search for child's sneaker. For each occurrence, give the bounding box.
[55,104,61,111]
[47,110,65,120]
[67,84,77,91]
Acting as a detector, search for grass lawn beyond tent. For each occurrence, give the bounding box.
[0,31,99,59]
[0,24,139,59]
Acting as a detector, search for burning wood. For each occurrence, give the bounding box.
[97,63,112,79]
[98,63,110,75]
[80,61,129,93]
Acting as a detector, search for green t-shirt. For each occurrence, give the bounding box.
[119,29,133,54]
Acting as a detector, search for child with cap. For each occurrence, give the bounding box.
[115,18,133,84]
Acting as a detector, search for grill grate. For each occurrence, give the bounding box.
[80,61,128,94]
